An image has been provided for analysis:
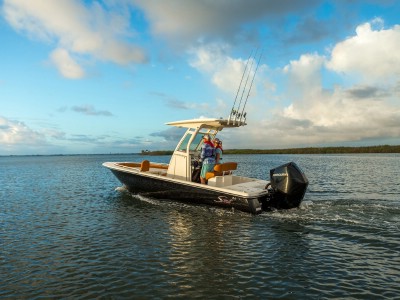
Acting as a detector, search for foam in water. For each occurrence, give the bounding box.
[115,185,128,192]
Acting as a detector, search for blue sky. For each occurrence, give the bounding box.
[1,0,400,155]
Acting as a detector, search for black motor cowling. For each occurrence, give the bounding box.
[267,162,309,209]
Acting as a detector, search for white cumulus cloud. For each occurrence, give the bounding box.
[256,21,400,147]
[327,19,400,82]
[0,116,46,150]
[50,48,85,79]
[3,0,146,79]
[203,21,400,149]
[189,44,267,98]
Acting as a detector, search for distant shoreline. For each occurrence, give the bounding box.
[142,145,400,155]
[2,145,399,157]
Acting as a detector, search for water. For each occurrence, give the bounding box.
[1,154,399,299]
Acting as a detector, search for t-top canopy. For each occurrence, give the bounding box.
[166,118,246,130]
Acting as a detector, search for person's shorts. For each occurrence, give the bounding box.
[200,163,215,178]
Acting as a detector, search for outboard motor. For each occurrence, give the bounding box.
[266,162,308,209]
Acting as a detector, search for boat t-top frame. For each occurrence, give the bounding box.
[165,118,245,181]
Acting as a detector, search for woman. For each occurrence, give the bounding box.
[213,138,223,165]
[200,134,215,184]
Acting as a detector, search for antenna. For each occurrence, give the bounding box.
[228,48,263,126]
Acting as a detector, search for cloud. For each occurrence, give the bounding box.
[196,21,400,149]
[134,0,319,45]
[2,0,321,80]
[50,48,85,79]
[283,53,325,96]
[165,99,191,110]
[0,115,146,154]
[346,85,389,99]
[278,87,400,140]
[3,0,146,78]
[283,15,333,44]
[0,116,45,144]
[188,45,275,124]
[0,116,49,154]
[150,92,191,110]
[250,23,400,147]
[151,90,220,112]
[71,105,113,116]
[326,19,400,81]
[189,44,262,96]
[150,127,186,142]
[68,134,99,143]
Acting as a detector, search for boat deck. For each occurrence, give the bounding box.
[223,179,269,193]
[109,161,269,195]
[208,174,268,192]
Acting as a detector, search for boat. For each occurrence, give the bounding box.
[102,117,309,214]
[103,50,308,214]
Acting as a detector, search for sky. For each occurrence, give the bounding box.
[1,0,400,155]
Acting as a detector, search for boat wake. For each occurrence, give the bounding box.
[114,184,398,230]
[262,199,400,231]
[115,185,128,192]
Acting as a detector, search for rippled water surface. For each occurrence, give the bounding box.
[1,154,399,299]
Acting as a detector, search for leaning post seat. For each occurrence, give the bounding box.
[205,162,238,180]
[139,160,168,173]
[140,160,150,171]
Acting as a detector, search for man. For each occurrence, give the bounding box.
[213,138,223,165]
[200,134,215,184]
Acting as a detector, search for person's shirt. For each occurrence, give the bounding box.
[215,147,223,164]
[201,142,215,164]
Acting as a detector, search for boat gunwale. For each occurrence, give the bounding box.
[102,161,269,198]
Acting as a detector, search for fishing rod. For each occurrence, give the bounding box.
[239,49,263,123]
[228,48,263,125]
[234,49,257,125]
[228,49,255,125]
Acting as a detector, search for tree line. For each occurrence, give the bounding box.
[142,145,400,155]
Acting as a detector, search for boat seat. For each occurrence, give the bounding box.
[140,160,150,171]
[205,162,237,180]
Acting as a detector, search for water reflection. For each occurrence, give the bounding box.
[154,206,316,298]
[163,209,251,295]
